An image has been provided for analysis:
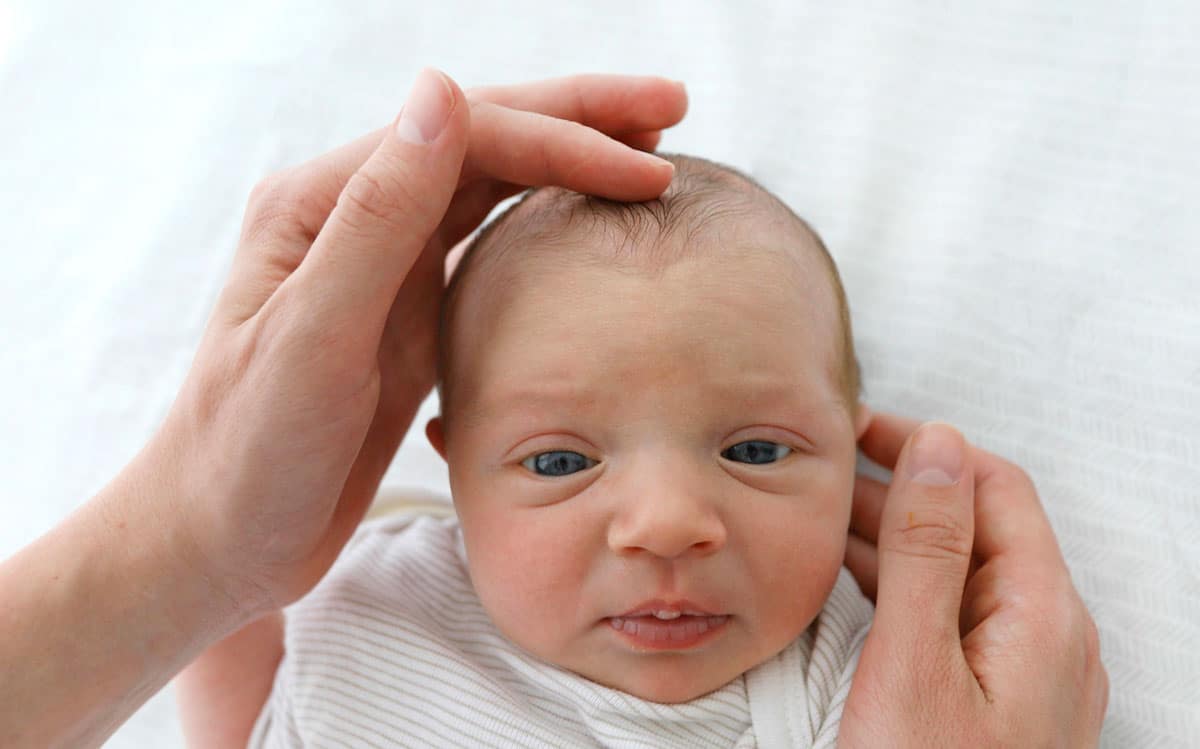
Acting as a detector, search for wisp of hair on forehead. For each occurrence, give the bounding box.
[436,153,862,422]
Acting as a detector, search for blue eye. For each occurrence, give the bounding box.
[721,440,791,465]
[522,450,597,477]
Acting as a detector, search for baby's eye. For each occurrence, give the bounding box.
[721,440,792,465]
[521,450,597,477]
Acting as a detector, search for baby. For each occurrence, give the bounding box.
[249,155,875,747]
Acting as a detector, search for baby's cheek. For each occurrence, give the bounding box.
[462,508,593,654]
[744,497,847,631]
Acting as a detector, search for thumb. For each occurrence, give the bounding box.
[873,422,975,660]
[293,67,469,335]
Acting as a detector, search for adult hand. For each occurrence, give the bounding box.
[147,69,687,615]
[840,413,1108,747]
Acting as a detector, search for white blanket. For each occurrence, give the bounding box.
[1,1,1196,746]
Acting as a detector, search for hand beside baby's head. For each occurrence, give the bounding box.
[426,154,868,703]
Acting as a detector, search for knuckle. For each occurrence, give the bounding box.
[564,73,591,94]
[544,119,595,183]
[535,119,557,174]
[244,170,305,240]
[1040,585,1094,662]
[995,457,1038,494]
[337,165,423,234]
[246,170,292,217]
[1043,588,1078,636]
[1068,592,1106,673]
[884,506,973,561]
[1064,589,1090,631]
[568,78,590,122]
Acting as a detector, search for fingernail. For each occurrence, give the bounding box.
[396,68,453,145]
[906,422,964,486]
[644,152,675,176]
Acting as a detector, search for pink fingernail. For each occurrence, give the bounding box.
[906,422,964,486]
[396,68,453,145]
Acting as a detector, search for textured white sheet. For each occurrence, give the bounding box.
[1,1,1196,746]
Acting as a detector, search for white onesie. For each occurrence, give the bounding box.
[250,510,874,748]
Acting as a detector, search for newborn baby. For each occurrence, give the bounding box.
[251,155,875,748]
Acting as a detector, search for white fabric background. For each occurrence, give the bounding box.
[1,1,1196,746]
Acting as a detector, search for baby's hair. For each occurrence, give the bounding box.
[436,153,861,422]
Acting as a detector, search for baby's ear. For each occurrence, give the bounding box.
[853,402,872,441]
[425,416,447,461]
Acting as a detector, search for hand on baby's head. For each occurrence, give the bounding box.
[426,154,869,703]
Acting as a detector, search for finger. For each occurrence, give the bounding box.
[461,100,674,199]
[241,128,390,249]
[467,74,688,136]
[857,410,923,471]
[289,67,470,335]
[251,76,685,246]
[958,557,1003,637]
[437,180,518,251]
[228,78,681,325]
[971,449,1066,568]
[873,422,976,659]
[849,474,889,544]
[861,410,1066,571]
[617,130,663,152]
[844,532,879,602]
[236,123,670,290]
[433,130,664,253]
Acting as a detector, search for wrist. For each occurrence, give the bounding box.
[145,406,306,617]
[111,437,271,632]
[0,448,262,747]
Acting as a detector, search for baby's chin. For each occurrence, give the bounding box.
[571,653,754,704]
[612,673,738,705]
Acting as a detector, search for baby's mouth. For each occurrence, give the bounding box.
[607,614,730,647]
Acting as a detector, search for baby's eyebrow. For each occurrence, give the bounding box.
[461,377,840,428]
[460,384,594,427]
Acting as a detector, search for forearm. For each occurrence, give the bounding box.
[0,454,253,748]
[176,611,284,749]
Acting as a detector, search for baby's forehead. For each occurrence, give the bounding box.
[478,183,829,287]
[448,179,845,356]
[438,155,861,416]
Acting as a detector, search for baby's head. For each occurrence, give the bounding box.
[425,154,869,703]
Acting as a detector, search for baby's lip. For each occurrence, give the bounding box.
[616,598,723,618]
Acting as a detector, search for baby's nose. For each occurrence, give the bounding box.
[606,477,727,560]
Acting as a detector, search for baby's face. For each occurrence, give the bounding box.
[429,235,865,703]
